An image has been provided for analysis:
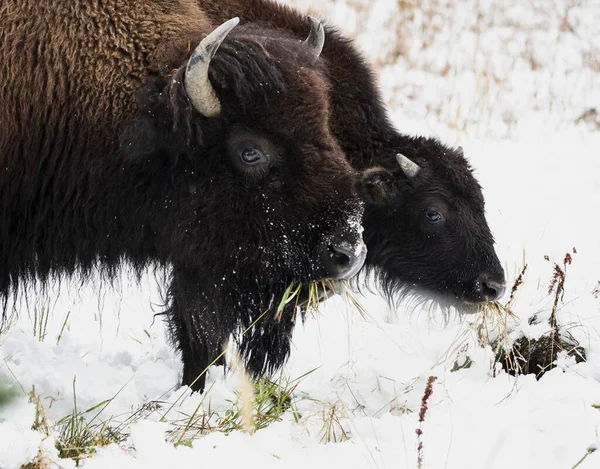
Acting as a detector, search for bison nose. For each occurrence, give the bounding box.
[321,241,367,280]
[477,275,507,301]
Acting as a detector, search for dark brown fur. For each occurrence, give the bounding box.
[0,0,365,392]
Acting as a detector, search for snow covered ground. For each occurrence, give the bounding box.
[2,1,600,468]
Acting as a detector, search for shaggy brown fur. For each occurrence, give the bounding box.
[0,0,367,392]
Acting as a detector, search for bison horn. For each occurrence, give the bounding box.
[396,153,421,178]
[457,146,464,157]
[304,16,325,63]
[185,17,240,118]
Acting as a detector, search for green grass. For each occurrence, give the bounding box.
[168,368,316,446]
[32,304,51,342]
[54,378,128,465]
[22,379,131,467]
[275,280,334,321]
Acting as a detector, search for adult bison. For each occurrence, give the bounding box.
[0,1,370,392]
[200,0,507,309]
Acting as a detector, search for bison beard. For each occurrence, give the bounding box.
[0,1,368,393]
[200,0,507,310]
[166,269,300,389]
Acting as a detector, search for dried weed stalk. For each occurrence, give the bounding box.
[416,375,437,469]
[496,250,586,377]
[319,402,350,444]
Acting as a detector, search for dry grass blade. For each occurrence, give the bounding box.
[466,265,526,375]
[569,445,598,469]
[227,345,257,435]
[475,300,519,350]
[295,280,333,312]
[319,403,349,444]
[337,280,370,319]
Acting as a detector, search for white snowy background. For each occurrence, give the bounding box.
[2,0,600,468]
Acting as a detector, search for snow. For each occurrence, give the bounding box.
[2,0,600,468]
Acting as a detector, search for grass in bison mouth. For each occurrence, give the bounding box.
[274,279,334,320]
[274,279,366,321]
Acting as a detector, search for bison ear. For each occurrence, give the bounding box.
[304,16,325,63]
[185,17,240,118]
[357,167,399,206]
[456,146,464,157]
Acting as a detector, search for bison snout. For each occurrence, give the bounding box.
[318,239,366,280]
[476,275,507,302]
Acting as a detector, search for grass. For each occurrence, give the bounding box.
[167,368,314,446]
[20,379,131,467]
[319,402,350,444]
[54,378,129,465]
[220,373,302,432]
[18,389,54,469]
[28,387,51,435]
[467,250,587,378]
[32,304,51,343]
[20,450,51,469]
[276,278,369,323]
[570,445,598,469]
[56,311,71,345]
[24,302,71,344]
[275,279,338,321]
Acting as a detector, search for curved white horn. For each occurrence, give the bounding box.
[396,153,421,178]
[304,16,325,63]
[185,17,240,117]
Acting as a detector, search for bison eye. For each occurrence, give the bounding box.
[425,210,443,224]
[240,147,266,165]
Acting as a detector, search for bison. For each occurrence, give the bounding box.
[200,0,507,309]
[0,1,372,392]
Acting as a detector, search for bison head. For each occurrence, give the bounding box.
[357,138,505,312]
[127,17,366,286]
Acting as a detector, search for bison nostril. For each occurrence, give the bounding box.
[480,279,507,301]
[328,244,351,267]
[321,241,367,280]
